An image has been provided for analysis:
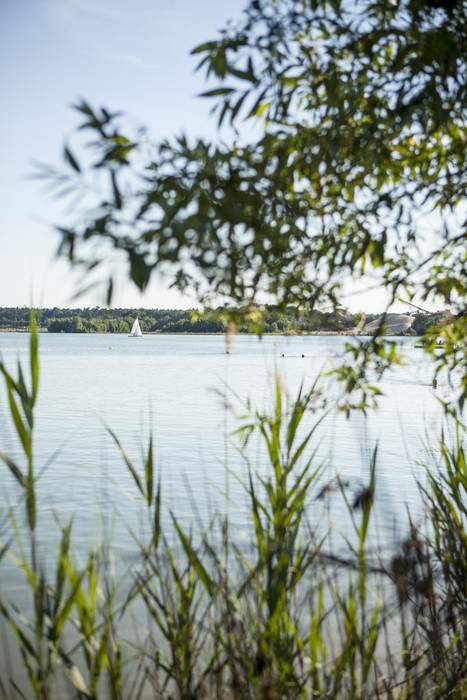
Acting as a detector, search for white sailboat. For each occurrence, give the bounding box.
[129,318,143,337]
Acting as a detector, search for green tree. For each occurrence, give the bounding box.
[50,0,466,406]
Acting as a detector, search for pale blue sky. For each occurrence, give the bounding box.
[0,0,249,310]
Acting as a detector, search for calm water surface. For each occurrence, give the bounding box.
[0,332,456,583]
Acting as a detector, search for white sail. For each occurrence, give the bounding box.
[130,318,143,336]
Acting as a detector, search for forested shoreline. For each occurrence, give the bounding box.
[0,306,356,334]
[0,306,447,336]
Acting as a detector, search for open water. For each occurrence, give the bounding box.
[0,332,458,588]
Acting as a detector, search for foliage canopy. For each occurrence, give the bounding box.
[51,0,466,405]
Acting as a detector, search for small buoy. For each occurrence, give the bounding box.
[109,346,113,350]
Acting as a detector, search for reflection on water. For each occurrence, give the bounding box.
[0,333,457,584]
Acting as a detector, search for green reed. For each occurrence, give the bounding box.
[0,317,123,699]
[0,318,466,698]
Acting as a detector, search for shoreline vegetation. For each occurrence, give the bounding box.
[0,316,466,699]
[0,306,450,337]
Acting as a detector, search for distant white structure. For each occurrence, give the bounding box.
[129,318,143,337]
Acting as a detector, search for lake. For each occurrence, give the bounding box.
[0,332,457,586]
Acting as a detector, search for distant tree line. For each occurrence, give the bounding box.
[395,312,448,336]
[0,306,358,334]
[0,306,447,335]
